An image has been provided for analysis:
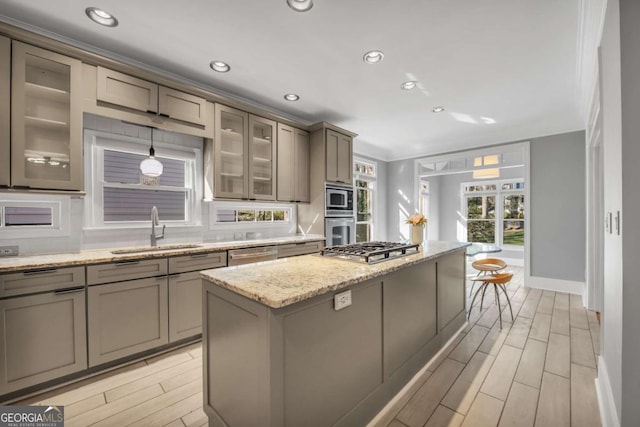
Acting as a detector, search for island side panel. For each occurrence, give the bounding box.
[437,249,467,336]
[203,283,271,427]
[280,279,383,427]
[383,259,438,378]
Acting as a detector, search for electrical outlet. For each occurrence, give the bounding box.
[334,290,352,311]
[0,246,18,257]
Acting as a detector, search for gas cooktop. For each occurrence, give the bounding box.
[321,241,420,264]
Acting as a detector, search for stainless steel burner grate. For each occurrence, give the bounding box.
[321,241,420,264]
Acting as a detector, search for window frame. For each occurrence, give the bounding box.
[461,179,525,249]
[84,130,202,229]
[0,195,69,238]
[354,158,377,242]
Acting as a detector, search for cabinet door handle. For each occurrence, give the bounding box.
[295,242,307,246]
[190,253,209,258]
[54,287,85,295]
[115,260,140,266]
[158,113,170,118]
[23,268,58,276]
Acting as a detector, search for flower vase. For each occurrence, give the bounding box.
[411,225,424,245]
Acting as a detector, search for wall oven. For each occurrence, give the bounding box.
[325,217,355,247]
[325,183,354,217]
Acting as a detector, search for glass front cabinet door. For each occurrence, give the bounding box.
[11,42,83,190]
[214,104,249,199]
[248,115,276,200]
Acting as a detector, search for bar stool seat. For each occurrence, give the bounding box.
[468,272,514,329]
[469,258,507,297]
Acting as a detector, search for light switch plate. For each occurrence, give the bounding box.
[334,290,352,311]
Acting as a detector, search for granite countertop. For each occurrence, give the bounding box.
[0,235,326,273]
[201,240,470,308]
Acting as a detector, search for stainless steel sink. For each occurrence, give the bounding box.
[111,244,203,254]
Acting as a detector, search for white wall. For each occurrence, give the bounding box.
[386,159,417,242]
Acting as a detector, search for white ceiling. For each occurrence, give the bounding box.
[0,0,587,161]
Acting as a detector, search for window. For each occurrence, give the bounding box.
[214,207,290,224]
[85,130,201,228]
[419,180,430,218]
[354,159,376,242]
[0,195,69,238]
[463,179,525,247]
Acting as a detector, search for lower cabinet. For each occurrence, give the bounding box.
[88,276,168,367]
[169,271,202,342]
[0,289,87,395]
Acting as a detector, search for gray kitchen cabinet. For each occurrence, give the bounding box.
[87,258,167,285]
[0,266,85,298]
[277,240,323,258]
[437,250,466,332]
[249,115,277,200]
[0,36,9,187]
[383,260,437,377]
[277,123,310,202]
[168,251,227,342]
[11,41,83,190]
[97,67,207,127]
[88,276,169,367]
[0,288,87,395]
[325,129,353,184]
[214,103,249,199]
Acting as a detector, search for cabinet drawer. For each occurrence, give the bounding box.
[97,67,158,113]
[277,241,324,258]
[0,266,85,298]
[87,258,167,285]
[169,251,227,274]
[0,289,87,395]
[158,86,207,126]
[88,276,168,367]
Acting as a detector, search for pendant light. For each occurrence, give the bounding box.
[140,128,163,177]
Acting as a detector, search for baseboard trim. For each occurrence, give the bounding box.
[595,356,620,427]
[526,275,584,295]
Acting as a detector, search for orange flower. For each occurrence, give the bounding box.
[406,214,427,227]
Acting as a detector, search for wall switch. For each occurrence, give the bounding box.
[0,246,18,257]
[334,290,352,311]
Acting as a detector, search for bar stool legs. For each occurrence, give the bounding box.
[467,273,515,329]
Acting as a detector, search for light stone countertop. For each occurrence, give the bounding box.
[201,240,471,308]
[0,235,325,273]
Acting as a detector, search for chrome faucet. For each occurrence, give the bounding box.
[150,206,165,247]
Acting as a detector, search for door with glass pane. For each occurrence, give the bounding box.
[248,115,276,200]
[214,104,248,199]
[356,179,374,242]
[502,194,525,246]
[11,42,82,190]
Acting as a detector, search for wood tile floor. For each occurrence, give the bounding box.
[373,266,602,427]
[17,266,601,427]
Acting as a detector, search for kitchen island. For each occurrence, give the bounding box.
[200,241,470,427]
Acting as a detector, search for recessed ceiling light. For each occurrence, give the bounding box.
[287,0,313,12]
[85,7,118,27]
[432,106,446,113]
[363,50,384,64]
[401,81,417,90]
[209,60,230,73]
[284,94,300,101]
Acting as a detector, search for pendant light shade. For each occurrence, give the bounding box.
[140,129,163,178]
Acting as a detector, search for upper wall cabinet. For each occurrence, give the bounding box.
[0,36,10,187]
[325,129,352,184]
[214,104,249,199]
[96,67,207,127]
[249,115,277,200]
[277,124,309,203]
[11,42,83,191]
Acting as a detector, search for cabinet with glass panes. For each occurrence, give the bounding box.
[248,115,276,200]
[214,104,249,198]
[10,42,82,190]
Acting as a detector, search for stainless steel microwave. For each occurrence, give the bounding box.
[325,183,354,217]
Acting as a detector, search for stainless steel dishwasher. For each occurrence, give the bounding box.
[227,246,278,266]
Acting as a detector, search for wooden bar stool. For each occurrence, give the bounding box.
[469,258,507,297]
[468,272,514,329]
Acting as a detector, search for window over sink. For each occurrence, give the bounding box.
[84,129,202,229]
